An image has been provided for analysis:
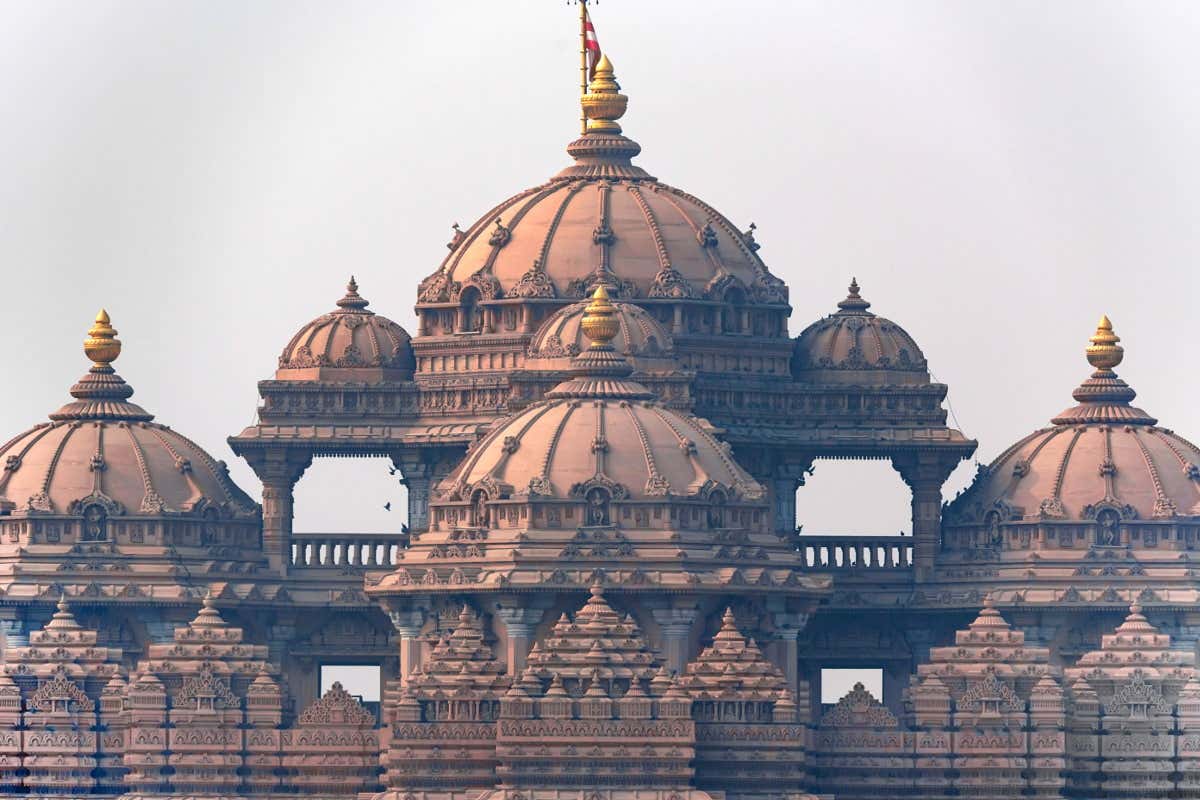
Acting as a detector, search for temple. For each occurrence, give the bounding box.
[0,33,1196,800]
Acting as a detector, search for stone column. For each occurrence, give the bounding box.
[268,620,297,669]
[245,449,312,574]
[768,613,808,697]
[652,608,700,675]
[772,458,813,535]
[396,457,433,535]
[893,452,957,582]
[388,609,426,687]
[496,607,547,676]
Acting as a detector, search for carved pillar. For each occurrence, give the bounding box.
[652,608,699,675]
[496,606,547,676]
[772,458,813,534]
[388,609,426,686]
[767,612,808,697]
[245,449,311,574]
[395,454,434,534]
[267,620,296,669]
[893,452,957,582]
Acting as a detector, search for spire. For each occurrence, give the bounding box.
[1051,315,1156,425]
[49,310,153,422]
[545,285,655,400]
[335,275,372,312]
[836,278,872,313]
[558,52,652,180]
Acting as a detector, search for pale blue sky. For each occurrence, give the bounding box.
[2,1,1197,534]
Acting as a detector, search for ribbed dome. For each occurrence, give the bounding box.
[526,297,676,370]
[946,317,1200,525]
[416,59,787,307]
[793,279,929,385]
[277,277,414,382]
[440,288,762,505]
[0,312,257,520]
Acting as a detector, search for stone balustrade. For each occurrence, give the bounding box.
[290,533,405,569]
[798,534,913,571]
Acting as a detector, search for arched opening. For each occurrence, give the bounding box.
[459,287,482,333]
[795,459,912,568]
[722,288,746,334]
[292,457,406,567]
[706,489,728,529]
[81,503,108,542]
[584,486,611,526]
[470,489,490,528]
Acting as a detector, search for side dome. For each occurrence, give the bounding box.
[277,277,414,382]
[793,279,930,385]
[417,57,787,307]
[946,317,1200,528]
[0,312,258,523]
[526,297,677,373]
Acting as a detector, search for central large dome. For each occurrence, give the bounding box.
[417,56,788,307]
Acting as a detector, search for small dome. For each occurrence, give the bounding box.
[793,279,929,385]
[946,317,1200,526]
[441,288,761,504]
[526,296,676,372]
[416,58,788,307]
[0,312,257,520]
[277,277,414,382]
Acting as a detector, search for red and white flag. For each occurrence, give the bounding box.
[584,7,601,81]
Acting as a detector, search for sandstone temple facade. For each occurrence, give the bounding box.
[0,44,1195,800]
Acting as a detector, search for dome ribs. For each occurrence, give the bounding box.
[1004,427,1065,498]
[145,426,204,509]
[1130,427,1174,517]
[626,184,673,275]
[592,400,608,479]
[439,184,548,280]
[646,405,711,495]
[592,180,616,286]
[621,398,667,496]
[1044,427,1084,517]
[0,424,57,499]
[655,186,729,279]
[1148,429,1200,509]
[529,181,587,293]
[490,402,560,489]
[91,423,104,496]
[479,183,565,278]
[1101,425,1117,500]
[663,184,763,267]
[536,401,580,497]
[122,423,167,514]
[35,423,78,512]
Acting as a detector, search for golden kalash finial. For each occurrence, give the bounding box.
[84,309,122,367]
[1086,314,1124,372]
[581,284,619,346]
[581,54,628,135]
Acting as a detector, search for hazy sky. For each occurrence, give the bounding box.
[2,1,1197,535]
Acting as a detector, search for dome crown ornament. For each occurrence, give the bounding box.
[836,278,872,313]
[50,309,153,422]
[84,309,122,366]
[580,284,619,346]
[1086,314,1122,371]
[1052,315,1155,426]
[581,54,627,135]
[335,275,371,312]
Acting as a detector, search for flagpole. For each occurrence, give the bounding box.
[579,1,589,135]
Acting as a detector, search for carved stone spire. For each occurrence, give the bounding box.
[335,275,371,312]
[836,278,872,313]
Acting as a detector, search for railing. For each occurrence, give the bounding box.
[290,533,406,569]
[798,535,913,571]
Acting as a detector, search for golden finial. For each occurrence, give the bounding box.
[84,309,122,367]
[1086,314,1123,372]
[580,284,619,346]
[581,54,628,135]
